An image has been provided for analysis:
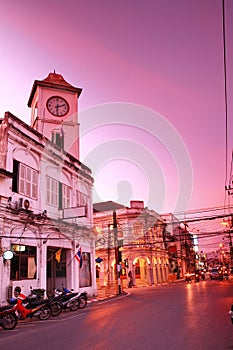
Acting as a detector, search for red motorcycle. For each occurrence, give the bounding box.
[9,286,51,321]
[0,304,18,330]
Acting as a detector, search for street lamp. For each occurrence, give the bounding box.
[113,210,122,294]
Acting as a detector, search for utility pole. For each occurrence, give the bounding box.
[107,224,111,294]
[229,216,233,266]
[113,210,121,294]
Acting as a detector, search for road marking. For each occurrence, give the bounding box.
[49,313,85,321]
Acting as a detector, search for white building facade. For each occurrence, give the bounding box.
[0,72,97,304]
[94,200,169,294]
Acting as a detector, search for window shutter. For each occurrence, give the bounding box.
[12,160,19,192]
[56,133,62,148]
[58,182,63,209]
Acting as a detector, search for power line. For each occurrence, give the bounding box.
[222,0,229,193]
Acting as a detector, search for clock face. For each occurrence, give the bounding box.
[46,96,69,117]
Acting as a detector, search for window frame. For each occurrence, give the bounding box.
[46,176,59,207]
[62,183,71,209]
[12,160,38,200]
[46,176,71,209]
[76,190,88,207]
[10,244,37,280]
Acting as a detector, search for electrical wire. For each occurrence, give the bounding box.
[222,0,229,193]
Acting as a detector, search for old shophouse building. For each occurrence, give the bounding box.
[0,72,96,304]
[161,213,197,278]
[93,200,170,293]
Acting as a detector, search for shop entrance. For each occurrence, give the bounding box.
[47,248,67,292]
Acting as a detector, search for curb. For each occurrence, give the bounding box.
[87,291,129,304]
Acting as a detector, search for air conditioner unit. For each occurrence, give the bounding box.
[18,197,31,210]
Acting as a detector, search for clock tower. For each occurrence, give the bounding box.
[28,71,82,159]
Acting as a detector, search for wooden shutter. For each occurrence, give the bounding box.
[12,159,19,192]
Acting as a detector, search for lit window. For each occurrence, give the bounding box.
[10,245,37,280]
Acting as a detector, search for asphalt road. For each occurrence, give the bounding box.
[1,277,233,350]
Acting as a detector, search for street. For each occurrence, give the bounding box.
[1,277,233,350]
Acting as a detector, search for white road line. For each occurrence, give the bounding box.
[49,313,85,321]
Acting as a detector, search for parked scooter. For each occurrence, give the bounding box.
[76,291,88,309]
[0,304,17,330]
[9,286,51,321]
[52,285,88,311]
[28,287,63,317]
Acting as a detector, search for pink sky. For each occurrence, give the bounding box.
[1,0,233,250]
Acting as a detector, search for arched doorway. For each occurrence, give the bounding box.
[132,257,150,286]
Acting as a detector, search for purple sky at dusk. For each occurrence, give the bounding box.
[1,0,233,251]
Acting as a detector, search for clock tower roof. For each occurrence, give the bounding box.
[28,71,82,107]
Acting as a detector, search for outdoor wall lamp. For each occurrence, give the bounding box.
[2,250,14,262]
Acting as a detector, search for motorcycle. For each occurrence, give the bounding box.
[222,268,229,280]
[9,298,52,321]
[28,287,63,317]
[0,304,17,330]
[9,286,51,321]
[200,271,205,280]
[76,291,88,309]
[52,285,88,311]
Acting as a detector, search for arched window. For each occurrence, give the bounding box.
[133,222,143,237]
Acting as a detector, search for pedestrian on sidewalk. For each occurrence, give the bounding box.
[128,270,133,288]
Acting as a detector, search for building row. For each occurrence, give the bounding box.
[0,72,196,304]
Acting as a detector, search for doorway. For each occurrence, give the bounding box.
[47,248,67,291]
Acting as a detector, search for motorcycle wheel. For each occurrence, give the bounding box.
[50,302,62,317]
[78,296,87,309]
[1,313,18,330]
[38,306,51,320]
[69,300,79,311]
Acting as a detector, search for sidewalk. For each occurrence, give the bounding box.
[88,278,185,304]
[88,290,128,304]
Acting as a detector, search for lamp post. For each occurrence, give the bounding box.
[113,210,122,294]
[106,224,111,294]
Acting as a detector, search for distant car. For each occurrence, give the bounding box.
[210,267,223,280]
[185,272,195,283]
